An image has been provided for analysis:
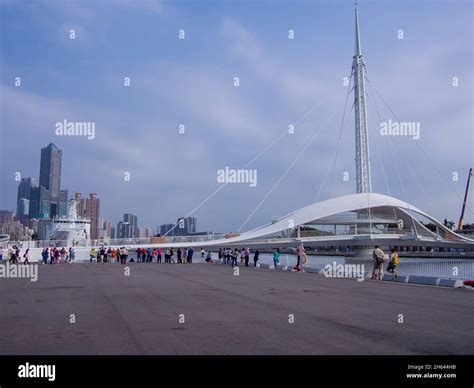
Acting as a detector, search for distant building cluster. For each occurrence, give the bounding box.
[0,210,30,241]
[0,143,211,242]
[159,217,210,237]
[0,143,103,241]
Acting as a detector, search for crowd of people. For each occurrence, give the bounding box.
[0,245,76,264]
[0,244,400,279]
[87,246,263,267]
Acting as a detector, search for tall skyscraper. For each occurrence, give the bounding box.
[85,193,100,240]
[185,217,197,234]
[16,177,36,212]
[102,219,112,239]
[117,221,134,239]
[16,177,36,226]
[39,143,62,197]
[175,216,197,235]
[123,213,138,238]
[74,192,86,218]
[29,143,68,219]
[160,223,174,236]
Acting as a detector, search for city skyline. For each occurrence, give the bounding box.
[0,0,472,233]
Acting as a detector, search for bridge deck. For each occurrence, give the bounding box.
[0,263,472,355]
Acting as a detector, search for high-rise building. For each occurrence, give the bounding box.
[103,220,112,239]
[123,213,138,238]
[39,143,62,197]
[85,193,100,240]
[146,227,154,238]
[98,218,112,240]
[74,192,86,218]
[160,223,174,236]
[110,226,116,240]
[0,210,14,224]
[137,227,147,238]
[0,220,31,241]
[17,198,30,226]
[29,143,68,219]
[16,177,36,217]
[174,216,197,235]
[116,221,134,239]
[185,217,197,234]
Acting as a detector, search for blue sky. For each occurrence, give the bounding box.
[0,0,472,232]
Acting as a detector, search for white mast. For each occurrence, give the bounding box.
[352,1,372,193]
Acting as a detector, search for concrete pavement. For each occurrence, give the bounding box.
[0,262,473,355]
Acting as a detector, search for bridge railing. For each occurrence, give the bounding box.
[3,234,230,249]
[394,259,474,280]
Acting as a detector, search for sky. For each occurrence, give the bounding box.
[0,0,473,233]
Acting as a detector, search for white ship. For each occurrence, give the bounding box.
[50,200,91,246]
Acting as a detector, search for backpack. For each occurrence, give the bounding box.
[393,253,399,265]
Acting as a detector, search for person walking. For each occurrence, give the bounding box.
[231,248,238,267]
[90,247,96,263]
[218,248,223,263]
[273,248,281,269]
[295,245,303,270]
[182,248,187,264]
[371,246,385,280]
[244,247,250,267]
[23,248,30,265]
[54,248,61,264]
[157,248,162,263]
[42,247,49,264]
[253,249,260,267]
[69,247,75,263]
[188,248,193,263]
[8,247,16,264]
[200,248,206,262]
[60,247,66,263]
[118,247,123,264]
[15,247,20,264]
[177,248,182,264]
[387,248,399,279]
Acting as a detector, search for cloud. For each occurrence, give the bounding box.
[0,3,472,231]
